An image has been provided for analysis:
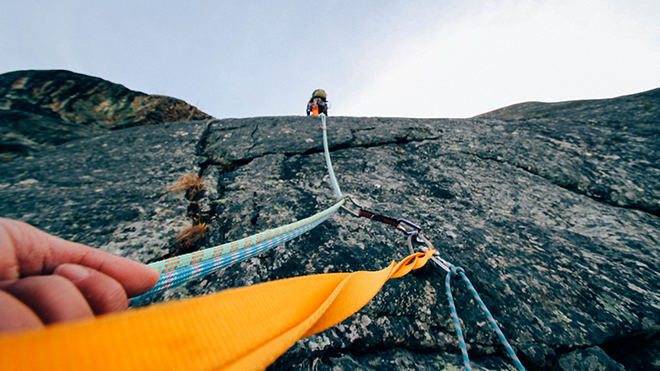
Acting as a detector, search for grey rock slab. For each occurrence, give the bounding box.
[1,111,659,369]
[464,117,660,215]
[557,346,625,371]
[0,120,211,262]
[273,347,514,371]
[204,115,659,216]
[152,115,659,368]
[201,116,448,168]
[477,87,660,126]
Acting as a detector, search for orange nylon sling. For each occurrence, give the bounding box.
[0,249,434,371]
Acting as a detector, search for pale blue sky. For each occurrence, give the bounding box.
[2,0,659,118]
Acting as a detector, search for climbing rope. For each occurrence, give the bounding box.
[320,113,342,199]
[445,265,526,371]
[148,199,344,275]
[405,230,525,370]
[130,200,345,302]
[131,204,341,303]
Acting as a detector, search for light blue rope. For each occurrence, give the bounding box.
[320,113,343,199]
[131,212,334,305]
[445,265,526,371]
[147,200,344,275]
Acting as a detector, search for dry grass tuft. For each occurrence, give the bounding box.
[167,171,204,199]
[172,223,209,255]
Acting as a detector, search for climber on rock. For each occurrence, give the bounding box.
[306,89,329,116]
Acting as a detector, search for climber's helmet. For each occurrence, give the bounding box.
[312,89,326,100]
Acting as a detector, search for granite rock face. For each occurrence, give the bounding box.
[0,87,659,370]
[477,87,660,125]
[0,120,212,264]
[556,346,625,371]
[0,70,212,160]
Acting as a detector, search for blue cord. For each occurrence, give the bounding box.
[446,265,526,371]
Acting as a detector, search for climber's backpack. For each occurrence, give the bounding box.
[308,97,328,116]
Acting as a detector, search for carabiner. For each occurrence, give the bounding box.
[396,218,422,235]
[338,195,363,218]
[407,232,452,272]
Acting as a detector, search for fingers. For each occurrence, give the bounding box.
[0,218,160,297]
[0,218,21,280]
[0,290,43,332]
[69,255,160,298]
[1,276,93,325]
[0,264,132,332]
[54,264,128,315]
[0,218,160,334]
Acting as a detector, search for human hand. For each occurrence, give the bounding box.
[0,218,159,333]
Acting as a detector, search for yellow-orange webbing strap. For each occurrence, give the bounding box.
[0,249,434,371]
